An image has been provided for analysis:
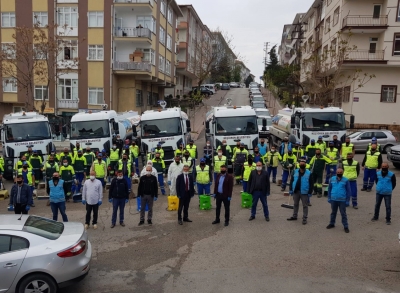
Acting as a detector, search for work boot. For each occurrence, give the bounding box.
[366,189,371,192]
[147,220,152,225]
[287,217,297,221]
[138,221,144,226]
[93,224,97,230]
[249,216,255,221]
[212,219,220,224]
[302,219,307,225]
[353,206,358,209]
[326,224,335,229]
[281,188,285,192]
[386,221,391,225]
[361,188,367,191]
[371,217,378,222]
[344,227,350,233]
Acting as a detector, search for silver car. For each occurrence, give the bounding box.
[0,215,92,293]
[348,129,397,154]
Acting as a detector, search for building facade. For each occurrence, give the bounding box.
[0,0,182,120]
[234,60,250,83]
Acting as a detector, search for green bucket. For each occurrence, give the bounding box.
[199,195,212,210]
[241,192,252,208]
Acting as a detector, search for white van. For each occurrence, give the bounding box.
[201,84,216,94]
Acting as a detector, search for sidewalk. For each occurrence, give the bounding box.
[261,87,283,116]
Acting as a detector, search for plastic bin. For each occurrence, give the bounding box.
[241,192,252,208]
[199,195,211,210]
[136,196,149,212]
[167,195,179,211]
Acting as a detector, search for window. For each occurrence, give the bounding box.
[165,60,171,75]
[393,34,400,55]
[141,48,155,65]
[23,216,63,240]
[33,12,48,26]
[1,43,16,59]
[137,16,156,33]
[333,7,340,26]
[152,93,159,106]
[33,44,47,60]
[88,88,104,104]
[159,26,165,44]
[320,0,326,20]
[1,13,15,27]
[35,85,48,100]
[57,7,78,28]
[58,40,78,60]
[167,34,172,50]
[373,5,381,19]
[160,0,166,16]
[88,12,103,27]
[3,78,17,92]
[325,16,330,33]
[13,106,26,113]
[159,55,165,72]
[369,38,378,54]
[136,89,143,107]
[323,45,328,57]
[0,235,11,253]
[331,38,337,56]
[360,132,373,140]
[308,14,315,31]
[57,78,78,100]
[147,92,152,106]
[375,132,388,139]
[381,85,397,103]
[167,8,173,24]
[398,2,400,21]
[88,45,104,60]
[343,86,350,103]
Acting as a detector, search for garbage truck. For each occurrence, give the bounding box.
[269,107,355,147]
[0,111,54,180]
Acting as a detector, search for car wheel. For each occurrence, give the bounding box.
[18,273,57,293]
[383,145,392,154]
[393,163,400,169]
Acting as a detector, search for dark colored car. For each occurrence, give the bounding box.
[221,83,230,90]
[189,86,213,97]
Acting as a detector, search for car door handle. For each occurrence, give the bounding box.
[4,263,17,268]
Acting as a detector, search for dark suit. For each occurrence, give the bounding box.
[176,173,195,220]
[213,173,234,223]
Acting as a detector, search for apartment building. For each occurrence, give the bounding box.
[212,31,237,72]
[299,0,400,129]
[234,60,250,83]
[286,13,306,66]
[278,24,293,65]
[0,0,182,119]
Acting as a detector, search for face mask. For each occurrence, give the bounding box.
[33,154,38,157]
[113,146,116,149]
[260,142,264,145]
[333,139,337,141]
[337,174,343,178]
[300,165,306,170]
[23,166,28,169]
[63,163,68,166]
[64,152,68,155]
[254,151,259,154]
[156,156,160,160]
[146,171,151,175]
[190,143,193,146]
[53,177,59,181]
[271,150,275,153]
[98,158,102,161]
[183,172,189,175]
[90,176,95,180]
[200,163,205,167]
[117,176,123,180]
[330,147,334,149]
[316,154,321,157]
[78,154,82,157]
[86,150,91,153]
[237,144,240,147]
[123,158,127,161]
[220,170,226,174]
[318,140,322,143]
[207,143,210,146]
[22,159,26,162]
[256,166,262,171]
[240,147,244,150]
[176,161,180,164]
[382,168,388,173]
[311,143,315,146]
[223,143,227,146]
[17,180,23,185]
[288,152,292,155]
[185,155,189,158]
[371,148,376,151]
[248,160,253,164]
[49,160,54,163]
[218,153,222,156]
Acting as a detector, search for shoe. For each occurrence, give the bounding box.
[183,218,192,222]
[224,222,229,226]
[302,219,307,225]
[31,204,35,207]
[93,224,97,230]
[326,224,335,229]
[353,206,358,209]
[138,221,144,226]
[272,180,276,184]
[386,221,391,225]
[308,203,312,207]
[110,224,115,228]
[84,224,89,230]
[287,217,297,221]
[148,220,152,225]
[178,220,183,225]
[120,222,125,227]
[249,216,255,221]
[280,188,285,192]
[371,217,378,222]
[361,188,367,191]
[366,189,371,192]
[344,228,350,233]
[265,217,270,222]
[212,220,220,224]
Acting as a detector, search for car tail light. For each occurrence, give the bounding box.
[57,240,86,258]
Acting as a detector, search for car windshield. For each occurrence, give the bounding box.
[252,97,264,101]
[253,103,265,108]
[141,117,181,138]
[70,120,110,139]
[215,116,258,135]
[257,117,272,126]
[23,216,64,240]
[302,112,346,130]
[348,131,362,138]
[5,121,51,142]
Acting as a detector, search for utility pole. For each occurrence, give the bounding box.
[263,42,269,87]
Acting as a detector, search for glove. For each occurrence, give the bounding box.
[98,201,102,206]
[209,182,212,186]
[154,197,158,201]
[345,201,349,207]
[266,193,270,197]
[211,194,216,198]
[327,199,332,203]
[288,164,293,168]
[168,181,171,185]
[194,182,197,185]
[125,199,129,204]
[108,198,113,203]
[308,194,312,198]
[82,200,86,205]
[228,197,231,201]
[289,190,293,195]
[25,205,30,211]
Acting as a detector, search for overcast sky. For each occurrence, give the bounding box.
[177,0,315,83]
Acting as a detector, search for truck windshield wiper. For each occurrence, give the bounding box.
[26,135,50,139]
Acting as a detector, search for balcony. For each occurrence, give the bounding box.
[288,53,297,65]
[176,62,187,69]
[114,27,152,43]
[342,15,388,33]
[342,50,387,65]
[57,99,79,109]
[113,61,152,72]
[178,21,188,30]
[179,42,187,49]
[114,0,153,9]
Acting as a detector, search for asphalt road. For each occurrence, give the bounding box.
[2,88,400,293]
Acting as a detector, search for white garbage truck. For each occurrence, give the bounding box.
[0,111,54,180]
[269,107,355,147]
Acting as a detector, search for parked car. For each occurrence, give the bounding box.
[249,90,261,98]
[189,86,213,97]
[258,115,272,138]
[348,129,397,154]
[201,84,216,94]
[252,101,266,109]
[0,215,92,293]
[250,93,263,101]
[255,108,271,117]
[221,83,230,90]
[252,96,265,103]
[229,82,239,88]
[387,145,400,169]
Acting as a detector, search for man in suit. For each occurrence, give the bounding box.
[247,161,271,222]
[176,164,195,225]
[212,164,234,226]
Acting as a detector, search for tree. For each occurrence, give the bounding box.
[232,65,241,82]
[210,55,232,83]
[0,21,80,113]
[192,33,214,88]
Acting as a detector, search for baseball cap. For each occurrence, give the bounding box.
[157,143,161,147]
[200,158,206,163]
[33,150,38,153]
[372,137,377,141]
[240,142,245,146]
[78,149,82,153]
[22,161,28,165]
[318,136,323,139]
[189,139,194,143]
[102,149,106,152]
[329,141,334,145]
[311,139,315,142]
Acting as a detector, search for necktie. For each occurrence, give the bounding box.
[185,175,189,192]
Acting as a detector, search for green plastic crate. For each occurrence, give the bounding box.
[199,195,212,210]
[241,192,252,208]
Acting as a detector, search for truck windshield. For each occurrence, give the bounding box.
[70,120,110,139]
[215,116,258,135]
[302,112,346,131]
[141,117,181,138]
[5,121,51,142]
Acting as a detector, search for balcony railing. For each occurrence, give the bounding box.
[342,15,388,27]
[114,0,153,5]
[113,61,152,72]
[344,50,385,61]
[114,27,151,39]
[57,99,79,109]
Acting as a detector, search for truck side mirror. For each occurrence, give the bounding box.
[62,126,67,139]
[132,127,137,137]
[113,122,119,131]
[205,121,210,130]
[290,116,295,129]
[262,118,267,127]
[350,115,355,129]
[186,120,191,128]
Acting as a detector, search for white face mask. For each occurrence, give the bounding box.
[218,153,222,156]
[63,163,68,166]
[90,176,95,180]
[183,172,189,175]
[207,143,210,146]
[117,176,123,180]
[223,143,227,146]
[256,167,262,171]
[146,171,151,175]
[112,146,116,149]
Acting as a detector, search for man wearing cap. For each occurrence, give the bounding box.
[279,137,292,157]
[315,136,326,154]
[186,140,198,172]
[343,152,360,209]
[59,147,74,166]
[84,147,95,179]
[18,161,35,196]
[242,155,256,193]
[14,155,32,176]
[203,140,213,167]
[232,140,242,157]
[152,152,166,195]
[217,139,232,160]
[73,149,87,192]
[73,142,83,157]
[332,135,342,152]
[112,134,124,156]
[306,139,318,162]
[129,140,140,174]
[310,149,332,197]
[29,150,42,187]
[264,146,281,183]
[292,141,304,159]
[233,142,249,185]
[91,153,107,188]
[281,148,297,192]
[155,143,165,159]
[361,143,382,192]
[175,143,185,158]
[366,137,382,153]
[213,150,227,181]
[340,137,354,160]
[25,147,34,161]
[194,158,212,196]
[325,141,340,184]
[257,138,268,156]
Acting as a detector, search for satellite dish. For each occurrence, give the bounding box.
[159,100,167,109]
[302,94,310,103]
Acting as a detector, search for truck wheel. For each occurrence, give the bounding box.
[393,163,400,169]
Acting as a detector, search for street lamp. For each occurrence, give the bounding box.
[302,94,309,109]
